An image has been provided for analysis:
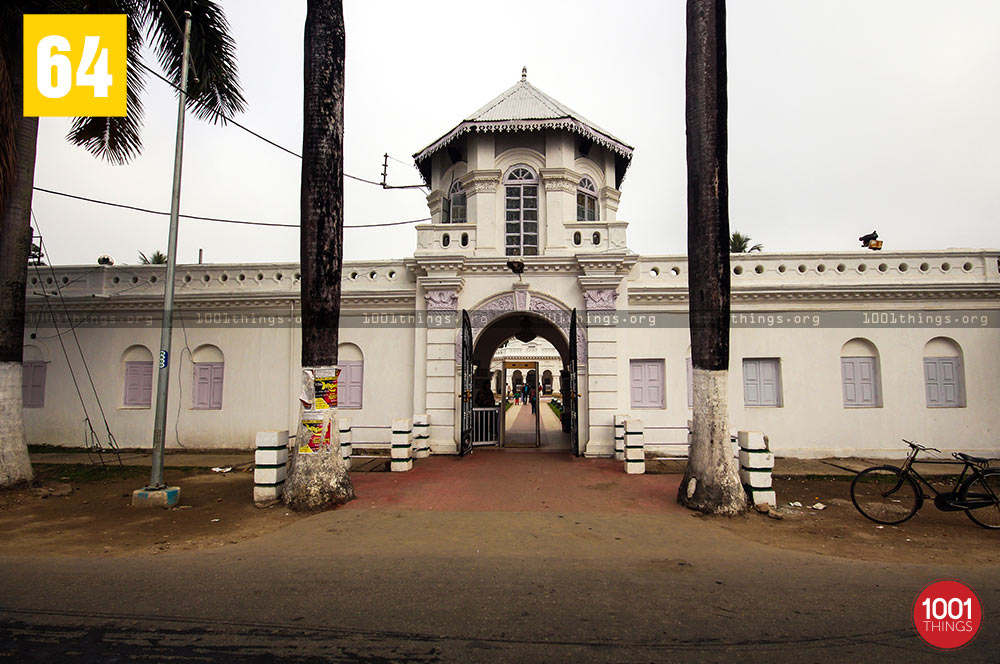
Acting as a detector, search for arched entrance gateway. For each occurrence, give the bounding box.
[457,294,583,457]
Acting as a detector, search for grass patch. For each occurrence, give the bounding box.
[548,401,562,419]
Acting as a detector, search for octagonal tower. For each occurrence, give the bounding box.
[413,69,633,258]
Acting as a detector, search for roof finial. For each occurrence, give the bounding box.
[521,66,527,82]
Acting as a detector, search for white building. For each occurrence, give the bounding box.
[490,339,563,396]
[22,74,1000,458]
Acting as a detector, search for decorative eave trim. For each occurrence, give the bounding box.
[413,118,633,178]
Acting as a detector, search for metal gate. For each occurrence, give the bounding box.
[569,308,580,456]
[459,309,474,456]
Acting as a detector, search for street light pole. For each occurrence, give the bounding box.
[138,10,192,503]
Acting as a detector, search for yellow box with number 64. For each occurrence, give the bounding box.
[23,14,127,117]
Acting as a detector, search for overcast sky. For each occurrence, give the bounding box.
[30,0,1000,267]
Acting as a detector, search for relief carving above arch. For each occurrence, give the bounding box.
[453,291,587,366]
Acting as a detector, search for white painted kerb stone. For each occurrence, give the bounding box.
[624,418,645,475]
[254,430,289,504]
[391,418,413,472]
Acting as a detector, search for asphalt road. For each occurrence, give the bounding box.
[1,508,997,663]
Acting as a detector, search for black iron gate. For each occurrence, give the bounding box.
[459,309,474,456]
[569,308,580,456]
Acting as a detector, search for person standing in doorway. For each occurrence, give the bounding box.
[529,384,537,415]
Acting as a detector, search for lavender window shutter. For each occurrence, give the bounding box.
[629,361,645,407]
[193,364,211,409]
[858,358,875,405]
[760,360,777,406]
[925,357,961,407]
[210,363,224,409]
[939,359,958,406]
[141,363,153,407]
[843,358,877,407]
[124,362,141,406]
[645,361,663,408]
[743,360,760,405]
[842,359,858,406]
[348,361,363,408]
[924,359,941,406]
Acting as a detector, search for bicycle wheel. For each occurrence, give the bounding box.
[850,466,921,525]
[962,470,1000,530]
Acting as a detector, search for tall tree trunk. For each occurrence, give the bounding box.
[0,43,36,488]
[679,0,745,515]
[284,0,354,510]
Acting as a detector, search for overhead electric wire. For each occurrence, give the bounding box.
[136,61,425,189]
[30,211,121,461]
[32,186,430,228]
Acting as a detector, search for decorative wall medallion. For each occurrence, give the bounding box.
[424,289,458,311]
[583,288,618,311]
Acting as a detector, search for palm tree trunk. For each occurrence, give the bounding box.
[0,49,36,488]
[679,0,745,515]
[284,0,354,510]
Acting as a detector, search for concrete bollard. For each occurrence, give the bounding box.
[738,430,776,507]
[614,414,626,461]
[390,418,414,472]
[624,418,645,475]
[337,417,352,463]
[254,430,289,504]
[413,414,430,458]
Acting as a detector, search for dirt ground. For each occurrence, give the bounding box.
[720,476,998,567]
[0,465,995,565]
[0,464,307,557]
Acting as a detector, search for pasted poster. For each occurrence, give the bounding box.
[298,411,331,454]
[313,367,340,410]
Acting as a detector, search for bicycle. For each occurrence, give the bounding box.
[850,439,1000,529]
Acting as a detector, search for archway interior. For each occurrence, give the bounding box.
[471,313,572,449]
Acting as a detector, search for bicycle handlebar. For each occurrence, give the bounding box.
[902,439,941,453]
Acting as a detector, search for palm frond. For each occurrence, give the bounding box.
[65,0,146,163]
[729,231,749,253]
[144,0,246,124]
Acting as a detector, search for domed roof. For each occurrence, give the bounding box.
[414,69,633,186]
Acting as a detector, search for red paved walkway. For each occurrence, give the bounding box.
[347,449,684,514]
[504,403,536,446]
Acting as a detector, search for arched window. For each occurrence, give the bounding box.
[338,343,364,408]
[923,337,965,408]
[542,369,553,394]
[577,176,598,221]
[504,166,538,256]
[445,180,466,223]
[123,345,154,408]
[840,338,881,408]
[192,344,224,410]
